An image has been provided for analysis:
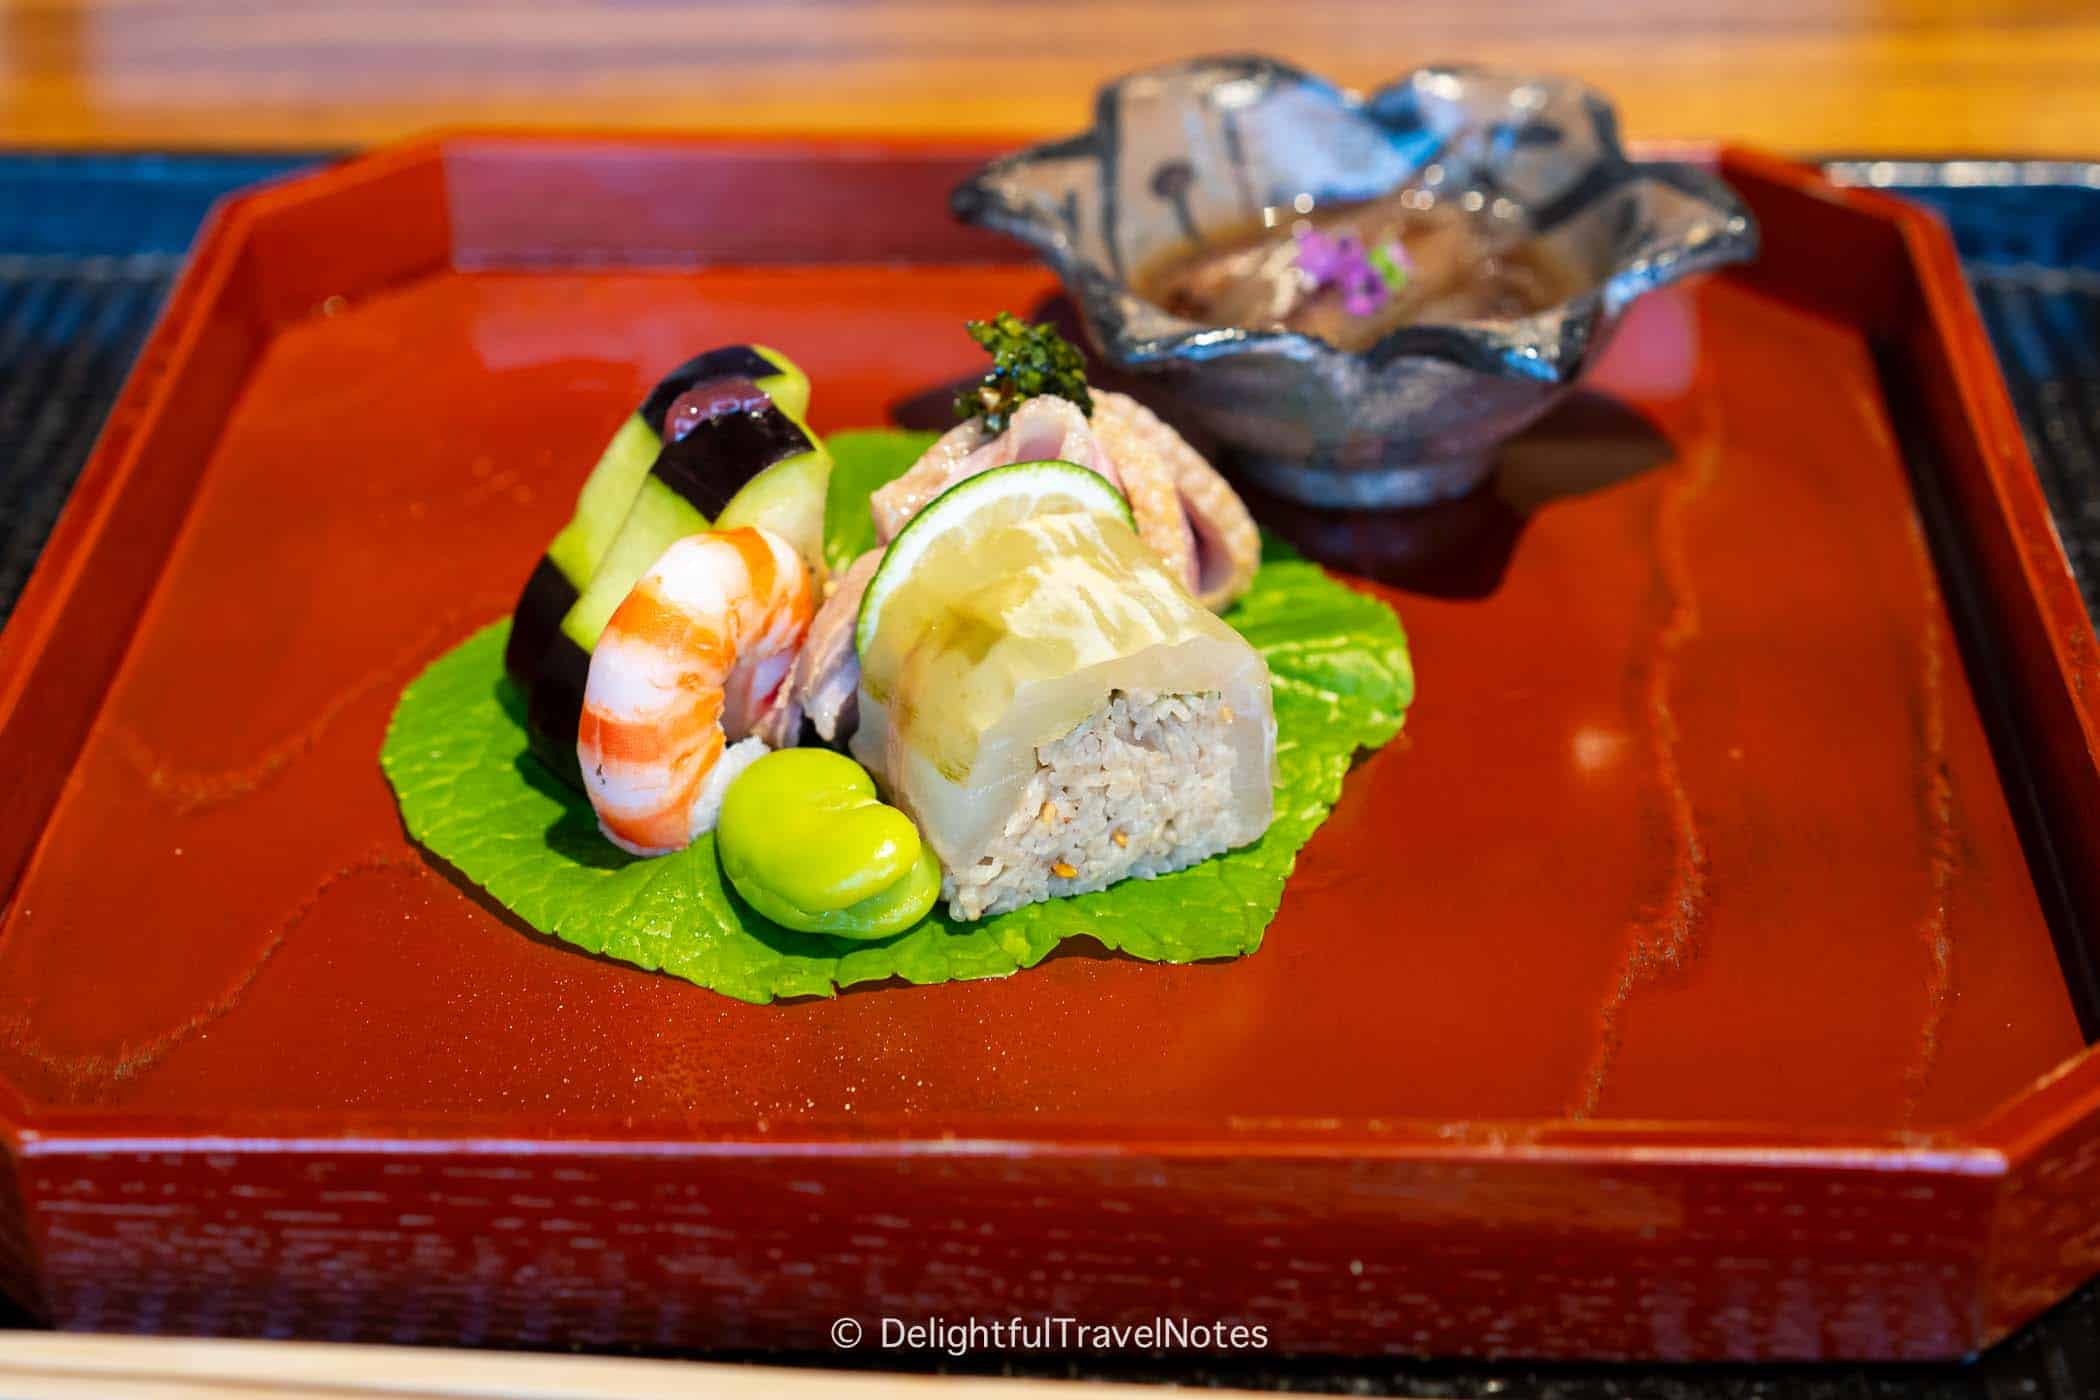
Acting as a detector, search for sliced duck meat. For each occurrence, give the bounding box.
[1087,401,1197,593]
[871,395,1120,544]
[747,682,804,750]
[1089,391,1260,611]
[871,417,989,536]
[872,391,1259,619]
[789,547,882,743]
[872,393,1200,590]
[1177,462,1263,611]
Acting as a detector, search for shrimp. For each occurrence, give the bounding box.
[577,526,814,856]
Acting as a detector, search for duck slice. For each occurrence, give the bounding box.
[871,395,1120,544]
[747,682,804,750]
[786,547,883,744]
[1090,405,1197,594]
[1090,391,1260,611]
[873,394,1202,603]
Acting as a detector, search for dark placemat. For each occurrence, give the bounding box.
[1824,160,2100,626]
[0,153,312,621]
[1,151,2098,1394]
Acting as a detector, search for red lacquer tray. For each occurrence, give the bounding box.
[1,134,2097,1362]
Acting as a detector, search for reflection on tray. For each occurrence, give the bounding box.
[1243,392,1675,599]
[893,300,1676,603]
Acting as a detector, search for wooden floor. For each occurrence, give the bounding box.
[2,0,2098,153]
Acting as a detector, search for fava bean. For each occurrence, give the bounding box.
[717,748,939,938]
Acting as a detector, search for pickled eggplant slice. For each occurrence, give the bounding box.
[502,413,656,688]
[564,399,827,656]
[504,343,807,690]
[525,399,832,786]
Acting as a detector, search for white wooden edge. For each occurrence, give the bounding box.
[0,1334,1302,1400]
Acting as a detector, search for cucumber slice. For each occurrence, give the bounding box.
[504,343,808,694]
[523,400,832,787]
[543,413,662,588]
[523,477,709,789]
[567,402,827,654]
[502,413,657,684]
[714,449,831,570]
[553,343,809,587]
[560,482,707,653]
[854,460,1132,660]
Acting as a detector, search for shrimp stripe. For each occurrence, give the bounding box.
[583,632,715,723]
[722,525,779,611]
[612,726,723,848]
[621,578,738,681]
[582,696,725,767]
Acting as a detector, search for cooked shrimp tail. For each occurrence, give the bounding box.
[577,526,814,856]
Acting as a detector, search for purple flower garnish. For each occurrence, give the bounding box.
[1296,227,1398,317]
[1294,227,1353,283]
[1340,268,1386,317]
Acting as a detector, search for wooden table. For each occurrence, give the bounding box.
[3,0,2097,154]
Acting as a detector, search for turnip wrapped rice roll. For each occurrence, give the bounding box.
[852,506,1276,921]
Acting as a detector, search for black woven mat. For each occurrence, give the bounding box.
[2,152,2098,1394]
[0,154,304,621]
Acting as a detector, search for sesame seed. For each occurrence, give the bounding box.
[1111,831,1129,848]
[1038,801,1059,824]
[1051,861,1078,879]
[1219,703,1235,723]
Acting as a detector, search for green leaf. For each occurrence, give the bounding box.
[382,431,1412,1003]
[822,427,939,575]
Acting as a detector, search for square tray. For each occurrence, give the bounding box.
[0,135,2096,1362]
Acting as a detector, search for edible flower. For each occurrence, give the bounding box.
[1296,228,1412,317]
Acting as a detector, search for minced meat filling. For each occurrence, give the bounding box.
[944,690,1239,920]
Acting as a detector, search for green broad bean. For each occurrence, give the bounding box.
[717,748,940,939]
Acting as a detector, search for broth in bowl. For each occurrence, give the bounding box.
[1136,191,1586,353]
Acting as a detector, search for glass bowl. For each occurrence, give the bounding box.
[952,55,1758,508]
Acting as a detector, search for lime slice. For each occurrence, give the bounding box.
[855,460,1133,659]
